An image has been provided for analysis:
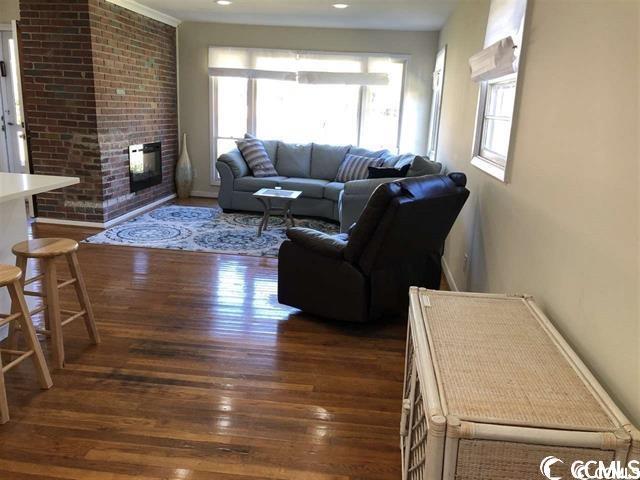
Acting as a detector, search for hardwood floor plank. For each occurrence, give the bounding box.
[0,204,407,479]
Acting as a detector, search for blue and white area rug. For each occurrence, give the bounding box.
[83,205,339,258]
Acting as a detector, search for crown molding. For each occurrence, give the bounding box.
[105,0,181,27]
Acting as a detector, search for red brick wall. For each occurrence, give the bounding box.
[88,0,177,222]
[19,0,105,222]
[19,0,177,223]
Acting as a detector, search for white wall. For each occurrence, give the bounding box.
[437,0,639,424]
[178,21,439,195]
[0,0,19,22]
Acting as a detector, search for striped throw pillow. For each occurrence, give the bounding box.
[236,137,278,178]
[335,154,383,182]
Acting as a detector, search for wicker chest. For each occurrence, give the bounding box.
[402,288,639,480]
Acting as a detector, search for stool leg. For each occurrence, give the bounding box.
[6,255,28,353]
[4,294,18,363]
[0,355,9,424]
[39,259,51,333]
[7,281,52,390]
[43,258,64,369]
[66,252,100,345]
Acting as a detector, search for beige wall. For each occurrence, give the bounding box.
[437,0,639,424]
[0,0,19,22]
[178,22,439,194]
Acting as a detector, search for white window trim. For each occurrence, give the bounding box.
[208,76,218,185]
[396,59,408,154]
[471,74,523,183]
[427,46,446,161]
[208,51,408,186]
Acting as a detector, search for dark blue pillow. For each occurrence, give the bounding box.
[367,163,410,179]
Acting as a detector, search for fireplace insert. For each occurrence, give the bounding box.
[129,142,162,192]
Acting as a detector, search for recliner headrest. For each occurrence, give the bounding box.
[397,172,467,199]
[344,172,469,264]
[448,172,467,187]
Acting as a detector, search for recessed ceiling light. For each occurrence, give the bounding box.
[333,3,349,9]
[216,0,232,5]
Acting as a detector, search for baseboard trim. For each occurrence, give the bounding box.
[442,256,459,292]
[36,194,176,229]
[190,190,218,199]
[103,194,177,227]
[35,217,106,229]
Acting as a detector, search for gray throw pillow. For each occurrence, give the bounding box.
[335,154,383,182]
[407,156,442,177]
[348,146,390,158]
[382,153,416,168]
[245,133,278,164]
[236,137,278,178]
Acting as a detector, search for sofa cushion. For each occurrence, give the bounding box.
[276,142,312,178]
[323,182,344,202]
[279,178,329,199]
[407,156,442,177]
[335,154,384,182]
[310,144,350,180]
[234,176,288,192]
[348,146,391,158]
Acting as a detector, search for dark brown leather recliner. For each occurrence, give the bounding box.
[278,173,470,323]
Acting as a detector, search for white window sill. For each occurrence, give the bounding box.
[471,155,507,182]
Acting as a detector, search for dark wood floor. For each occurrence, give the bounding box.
[0,199,408,479]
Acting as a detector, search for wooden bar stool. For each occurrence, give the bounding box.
[0,264,53,424]
[11,238,100,369]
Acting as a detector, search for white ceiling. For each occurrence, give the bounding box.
[132,0,458,31]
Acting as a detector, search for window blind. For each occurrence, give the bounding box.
[208,47,395,86]
[297,71,388,86]
[468,0,526,83]
[469,36,517,83]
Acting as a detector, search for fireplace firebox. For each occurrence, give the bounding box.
[129,142,162,192]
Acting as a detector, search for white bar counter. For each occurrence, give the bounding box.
[0,173,79,335]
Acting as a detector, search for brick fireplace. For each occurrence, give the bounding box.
[19,0,178,224]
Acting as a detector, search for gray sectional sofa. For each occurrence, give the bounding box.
[216,140,442,232]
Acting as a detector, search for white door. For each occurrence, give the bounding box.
[0,29,27,174]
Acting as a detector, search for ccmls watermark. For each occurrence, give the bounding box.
[540,456,640,480]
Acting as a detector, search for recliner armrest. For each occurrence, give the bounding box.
[217,149,250,178]
[285,227,347,259]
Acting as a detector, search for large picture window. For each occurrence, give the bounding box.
[208,47,407,184]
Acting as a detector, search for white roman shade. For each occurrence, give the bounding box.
[297,71,389,86]
[209,46,400,86]
[469,36,517,82]
[207,68,297,81]
[469,0,526,83]
[208,47,297,81]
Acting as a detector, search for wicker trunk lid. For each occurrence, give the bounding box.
[401,288,639,480]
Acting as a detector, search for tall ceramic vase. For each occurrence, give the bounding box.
[176,133,193,199]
